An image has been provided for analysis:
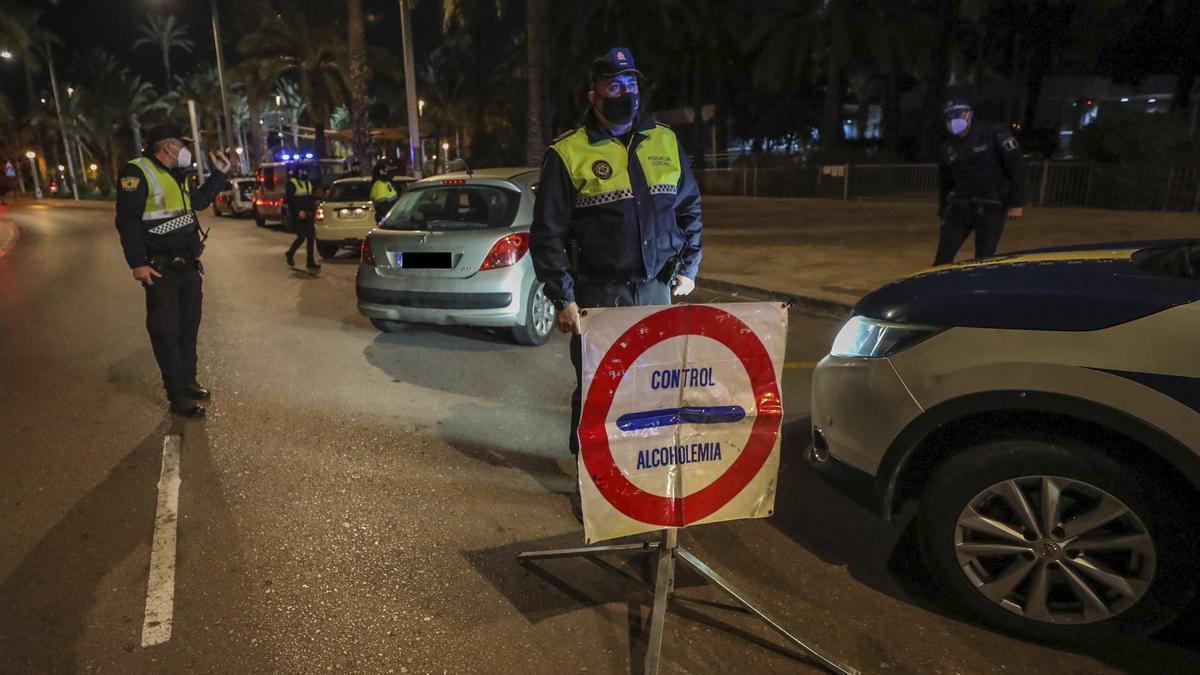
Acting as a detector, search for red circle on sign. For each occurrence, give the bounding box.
[579,305,782,526]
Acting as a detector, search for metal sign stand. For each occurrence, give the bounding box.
[518,528,857,675]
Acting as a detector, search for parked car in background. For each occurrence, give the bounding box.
[252,158,346,229]
[356,167,554,346]
[809,241,1200,643]
[315,176,416,258]
[213,177,256,217]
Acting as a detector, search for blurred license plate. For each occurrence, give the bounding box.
[388,252,451,269]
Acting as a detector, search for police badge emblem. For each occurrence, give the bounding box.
[120,176,141,191]
[592,160,613,180]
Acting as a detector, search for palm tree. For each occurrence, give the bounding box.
[133,14,195,93]
[239,0,347,161]
[74,48,155,181]
[232,57,286,166]
[347,0,372,162]
[524,0,547,166]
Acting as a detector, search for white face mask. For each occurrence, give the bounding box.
[948,118,970,136]
[175,146,192,169]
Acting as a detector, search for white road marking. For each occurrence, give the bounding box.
[141,434,183,648]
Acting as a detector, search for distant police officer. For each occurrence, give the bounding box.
[115,125,231,418]
[935,100,1026,265]
[370,161,398,223]
[285,163,320,270]
[530,47,703,455]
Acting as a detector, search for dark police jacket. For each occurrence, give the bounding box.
[285,177,317,218]
[114,155,227,268]
[530,110,703,305]
[938,121,1026,211]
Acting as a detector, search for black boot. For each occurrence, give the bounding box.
[186,382,210,400]
[169,402,206,419]
[285,251,295,267]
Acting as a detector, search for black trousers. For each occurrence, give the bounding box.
[568,279,672,454]
[287,216,316,262]
[934,199,1007,265]
[144,263,203,405]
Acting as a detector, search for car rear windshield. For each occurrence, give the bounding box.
[379,185,520,230]
[325,181,372,202]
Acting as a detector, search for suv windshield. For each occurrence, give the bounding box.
[380,185,520,230]
[325,181,372,202]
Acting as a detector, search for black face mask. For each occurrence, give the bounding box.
[599,93,639,125]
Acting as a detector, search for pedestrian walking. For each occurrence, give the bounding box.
[530,46,703,456]
[284,163,320,270]
[935,100,1027,265]
[114,124,231,419]
[370,161,398,223]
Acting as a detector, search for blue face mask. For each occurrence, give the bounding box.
[948,118,970,136]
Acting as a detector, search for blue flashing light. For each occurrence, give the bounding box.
[304,152,314,159]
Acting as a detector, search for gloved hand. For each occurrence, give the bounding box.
[672,275,695,296]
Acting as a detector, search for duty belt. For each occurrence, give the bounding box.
[147,211,197,235]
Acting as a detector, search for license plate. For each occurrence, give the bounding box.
[388,252,451,269]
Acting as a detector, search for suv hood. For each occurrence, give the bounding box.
[855,240,1200,331]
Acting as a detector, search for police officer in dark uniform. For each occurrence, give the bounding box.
[114,125,231,418]
[284,163,320,270]
[530,47,703,455]
[935,100,1026,265]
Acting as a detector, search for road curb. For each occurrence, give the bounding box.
[0,220,18,258]
[698,277,855,316]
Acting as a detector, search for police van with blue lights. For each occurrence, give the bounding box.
[252,153,346,228]
[809,240,1200,643]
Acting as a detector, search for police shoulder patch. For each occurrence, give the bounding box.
[551,128,578,144]
[120,176,141,191]
[1001,136,1019,152]
[592,159,613,180]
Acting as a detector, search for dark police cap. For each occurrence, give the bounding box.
[943,99,974,118]
[143,124,193,147]
[589,47,643,81]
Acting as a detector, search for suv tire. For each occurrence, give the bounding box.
[917,436,1198,642]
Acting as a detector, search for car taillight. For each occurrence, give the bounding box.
[480,233,529,270]
[361,239,376,266]
[316,206,324,221]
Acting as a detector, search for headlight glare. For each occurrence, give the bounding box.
[830,315,940,358]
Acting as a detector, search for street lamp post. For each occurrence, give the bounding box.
[45,40,79,200]
[210,0,235,154]
[399,0,422,179]
[25,151,42,199]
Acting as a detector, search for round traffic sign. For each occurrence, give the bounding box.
[579,305,782,526]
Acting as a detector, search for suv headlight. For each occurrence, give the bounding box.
[829,315,941,359]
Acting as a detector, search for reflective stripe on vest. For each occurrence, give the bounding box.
[129,157,191,221]
[370,180,397,201]
[550,124,682,209]
[289,178,313,195]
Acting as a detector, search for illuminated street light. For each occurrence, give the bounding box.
[88,163,98,171]
[235,147,244,155]
[39,98,46,104]
[442,141,449,151]
[418,99,425,116]
[66,86,74,96]
[0,50,12,60]
[25,151,34,159]
[25,152,42,199]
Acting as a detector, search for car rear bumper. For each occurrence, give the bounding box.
[315,218,374,242]
[355,263,530,327]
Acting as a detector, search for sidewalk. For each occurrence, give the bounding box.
[699,196,1200,312]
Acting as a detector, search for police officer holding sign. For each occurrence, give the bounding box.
[285,164,320,270]
[935,100,1026,265]
[115,125,230,419]
[531,47,703,454]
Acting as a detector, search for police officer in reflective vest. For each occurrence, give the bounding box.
[114,125,231,418]
[370,161,398,223]
[935,100,1026,265]
[531,47,703,454]
[285,164,320,269]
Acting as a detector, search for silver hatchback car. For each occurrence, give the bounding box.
[355,167,554,346]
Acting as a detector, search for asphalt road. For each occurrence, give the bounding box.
[1,201,1196,674]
